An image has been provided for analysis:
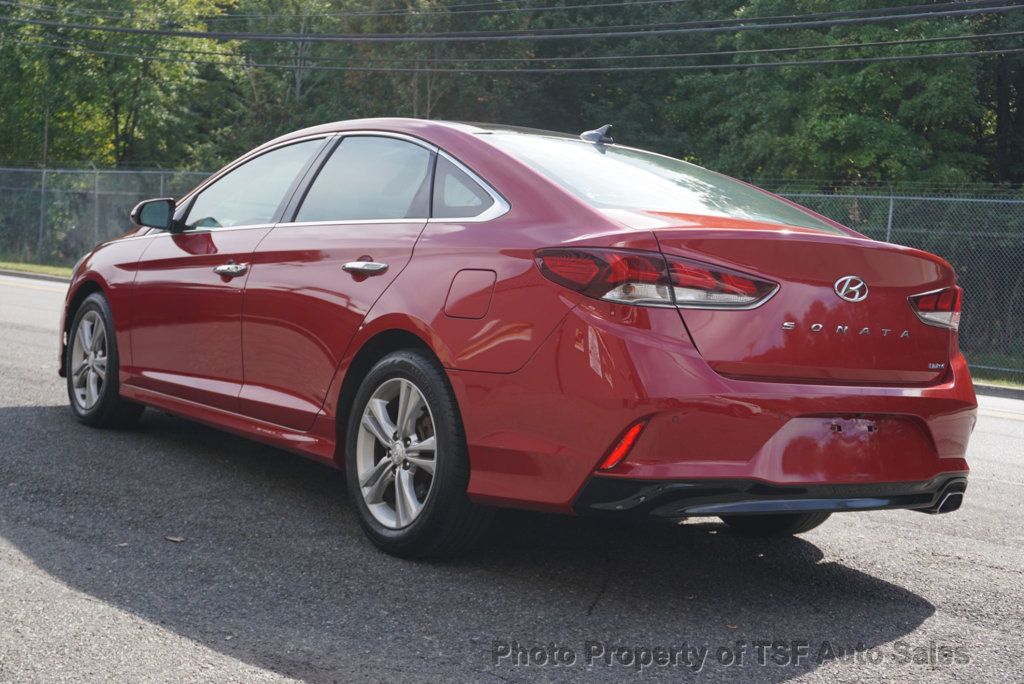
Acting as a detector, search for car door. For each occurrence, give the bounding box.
[238,133,434,429]
[128,137,327,411]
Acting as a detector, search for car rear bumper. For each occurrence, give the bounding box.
[573,473,968,518]
[456,302,977,513]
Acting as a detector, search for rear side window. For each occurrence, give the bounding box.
[296,136,432,222]
[486,134,842,234]
[432,156,494,219]
[186,139,322,229]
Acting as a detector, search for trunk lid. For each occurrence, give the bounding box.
[646,219,957,385]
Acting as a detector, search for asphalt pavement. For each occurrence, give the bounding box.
[1,272,1021,683]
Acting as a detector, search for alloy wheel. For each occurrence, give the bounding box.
[70,310,107,411]
[355,377,438,529]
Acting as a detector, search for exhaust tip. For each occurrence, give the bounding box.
[936,491,964,514]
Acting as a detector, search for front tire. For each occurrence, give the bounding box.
[66,293,143,428]
[345,349,492,558]
[720,512,830,536]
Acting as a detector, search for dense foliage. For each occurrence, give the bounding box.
[1,0,1022,189]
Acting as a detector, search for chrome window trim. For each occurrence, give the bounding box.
[177,133,336,208]
[158,223,276,236]
[167,134,333,234]
[275,131,509,226]
[288,131,438,223]
[286,218,428,228]
[335,129,439,154]
[428,149,510,223]
[161,129,508,231]
[118,223,277,241]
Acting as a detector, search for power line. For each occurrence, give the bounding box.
[453,30,1024,63]
[22,29,1024,67]
[0,0,998,23]
[211,0,698,20]
[572,47,1024,73]
[0,0,562,20]
[0,0,693,22]
[7,35,1023,73]
[202,0,1022,23]
[0,3,1021,44]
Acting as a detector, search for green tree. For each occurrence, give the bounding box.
[0,0,1021,187]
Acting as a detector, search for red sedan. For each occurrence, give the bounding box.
[58,119,976,557]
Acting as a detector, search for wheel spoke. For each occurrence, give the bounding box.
[406,455,435,475]
[370,397,397,438]
[394,380,412,439]
[362,398,395,447]
[91,323,105,353]
[402,394,424,440]
[393,468,422,527]
[359,457,391,488]
[86,369,100,407]
[76,319,92,354]
[93,356,107,380]
[72,359,89,384]
[406,436,434,454]
[361,460,395,504]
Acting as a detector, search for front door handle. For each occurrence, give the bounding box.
[213,262,249,278]
[342,261,389,276]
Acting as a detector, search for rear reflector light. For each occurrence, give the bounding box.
[597,420,647,471]
[535,248,777,309]
[909,286,962,330]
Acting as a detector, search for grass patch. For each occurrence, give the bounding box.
[972,374,1024,391]
[0,261,72,278]
[965,350,1024,389]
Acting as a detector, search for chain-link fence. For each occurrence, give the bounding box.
[0,168,1021,383]
[0,168,210,267]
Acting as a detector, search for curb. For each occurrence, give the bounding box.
[0,268,71,284]
[974,383,1024,401]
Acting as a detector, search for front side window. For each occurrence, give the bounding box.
[432,156,494,219]
[295,136,433,222]
[185,139,322,229]
[486,134,842,234]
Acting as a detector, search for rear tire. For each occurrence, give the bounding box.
[720,512,830,536]
[345,349,492,558]
[66,293,144,428]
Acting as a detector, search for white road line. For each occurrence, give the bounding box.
[0,280,67,294]
[970,476,1024,487]
[978,409,1024,422]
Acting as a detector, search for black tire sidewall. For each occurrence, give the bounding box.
[345,350,469,553]
[66,293,121,424]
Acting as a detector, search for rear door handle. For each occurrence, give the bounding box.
[213,262,249,278]
[342,261,389,276]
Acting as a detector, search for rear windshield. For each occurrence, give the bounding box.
[485,134,841,233]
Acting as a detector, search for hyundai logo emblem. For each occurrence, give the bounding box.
[834,275,869,302]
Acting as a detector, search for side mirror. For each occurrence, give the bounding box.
[130,198,176,230]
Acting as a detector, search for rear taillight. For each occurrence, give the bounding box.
[909,286,962,330]
[535,248,673,306]
[535,248,777,309]
[667,257,777,308]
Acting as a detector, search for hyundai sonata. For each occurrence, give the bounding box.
[59,118,976,557]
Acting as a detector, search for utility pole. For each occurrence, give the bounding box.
[41,66,50,167]
[37,67,51,261]
[885,194,895,243]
